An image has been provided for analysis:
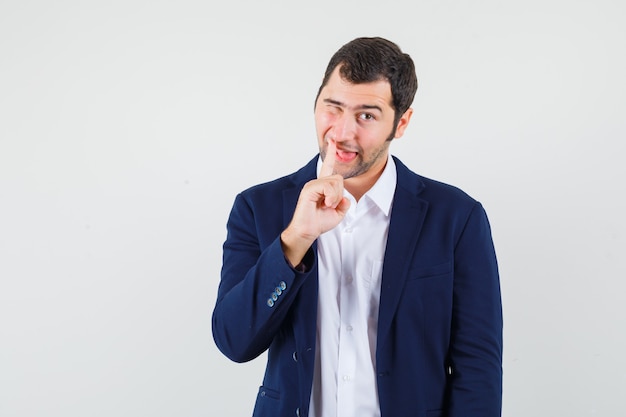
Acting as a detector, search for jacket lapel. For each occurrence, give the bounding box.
[377,157,428,348]
[282,158,320,407]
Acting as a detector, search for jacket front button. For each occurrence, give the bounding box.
[292,351,298,362]
[295,408,300,417]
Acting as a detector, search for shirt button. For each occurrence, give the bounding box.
[346,325,353,332]
[345,276,353,283]
[342,375,351,381]
[344,227,353,233]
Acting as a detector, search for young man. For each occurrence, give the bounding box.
[213,37,503,417]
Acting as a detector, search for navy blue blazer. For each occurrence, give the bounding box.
[212,156,502,417]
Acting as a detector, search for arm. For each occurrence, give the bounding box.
[448,202,503,416]
[211,192,315,363]
[212,141,349,363]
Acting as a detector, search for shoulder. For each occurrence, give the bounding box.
[392,157,494,242]
[237,156,318,202]
[393,156,479,208]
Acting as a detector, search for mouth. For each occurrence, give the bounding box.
[335,148,358,163]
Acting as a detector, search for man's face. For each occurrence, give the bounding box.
[314,66,412,187]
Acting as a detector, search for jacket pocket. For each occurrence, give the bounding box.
[252,386,281,417]
[407,261,452,281]
[257,385,280,400]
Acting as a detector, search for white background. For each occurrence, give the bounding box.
[1,0,625,416]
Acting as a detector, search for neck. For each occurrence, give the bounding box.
[344,162,386,202]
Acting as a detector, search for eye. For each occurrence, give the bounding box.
[326,105,341,115]
[358,113,375,121]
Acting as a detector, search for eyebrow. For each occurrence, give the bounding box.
[323,98,383,113]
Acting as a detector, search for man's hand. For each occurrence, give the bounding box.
[281,140,350,267]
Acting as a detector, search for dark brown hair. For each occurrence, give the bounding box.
[315,37,418,127]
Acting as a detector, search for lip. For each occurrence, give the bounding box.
[335,148,358,163]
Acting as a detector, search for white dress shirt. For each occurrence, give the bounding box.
[308,155,396,417]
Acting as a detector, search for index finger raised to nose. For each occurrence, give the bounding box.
[320,139,336,178]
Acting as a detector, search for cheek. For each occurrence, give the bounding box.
[318,112,336,126]
[357,131,391,156]
[315,113,335,136]
[359,130,384,146]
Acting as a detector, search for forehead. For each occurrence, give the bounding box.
[319,66,393,110]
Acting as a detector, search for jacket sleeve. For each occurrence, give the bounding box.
[211,192,315,363]
[448,202,503,416]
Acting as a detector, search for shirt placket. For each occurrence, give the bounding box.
[336,210,358,417]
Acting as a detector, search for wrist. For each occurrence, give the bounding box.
[280,228,313,268]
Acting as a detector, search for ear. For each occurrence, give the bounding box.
[393,108,414,139]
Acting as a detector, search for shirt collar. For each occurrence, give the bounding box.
[316,154,397,217]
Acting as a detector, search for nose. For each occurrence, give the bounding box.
[330,113,357,142]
